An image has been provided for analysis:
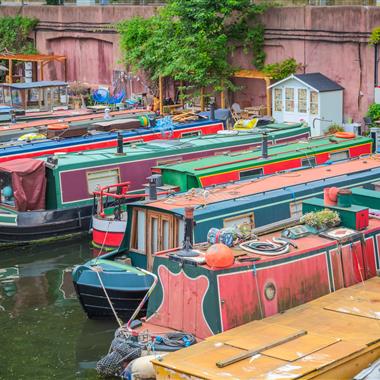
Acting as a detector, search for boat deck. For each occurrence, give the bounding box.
[152,277,380,379]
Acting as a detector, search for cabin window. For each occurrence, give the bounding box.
[289,200,303,219]
[301,157,316,167]
[146,211,175,255]
[240,168,263,180]
[330,150,349,162]
[310,91,318,115]
[86,168,120,194]
[177,218,185,246]
[285,88,294,112]
[298,89,307,113]
[181,131,201,138]
[224,212,255,229]
[274,88,282,112]
[130,208,146,253]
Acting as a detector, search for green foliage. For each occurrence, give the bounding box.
[300,209,340,230]
[369,26,380,45]
[367,103,380,122]
[262,58,300,80]
[327,123,344,135]
[46,0,62,4]
[117,0,270,93]
[0,16,38,54]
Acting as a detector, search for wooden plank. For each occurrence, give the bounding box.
[216,329,307,368]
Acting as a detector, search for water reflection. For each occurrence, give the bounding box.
[0,237,117,379]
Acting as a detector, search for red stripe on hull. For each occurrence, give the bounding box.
[92,229,124,249]
[0,123,224,163]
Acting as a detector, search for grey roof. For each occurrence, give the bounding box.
[0,81,68,89]
[294,73,344,92]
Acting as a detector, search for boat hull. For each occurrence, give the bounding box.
[72,261,154,320]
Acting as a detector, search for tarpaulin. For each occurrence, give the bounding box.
[0,158,46,211]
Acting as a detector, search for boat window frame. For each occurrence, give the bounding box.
[301,156,316,167]
[181,130,201,138]
[223,212,255,229]
[130,207,147,254]
[86,167,121,196]
[329,150,349,162]
[289,199,303,219]
[239,167,263,180]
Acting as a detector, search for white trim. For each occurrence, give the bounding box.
[268,74,320,93]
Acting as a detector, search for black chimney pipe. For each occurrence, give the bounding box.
[262,132,268,159]
[210,102,215,120]
[117,132,123,155]
[176,207,198,257]
[148,175,158,200]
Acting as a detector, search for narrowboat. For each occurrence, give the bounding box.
[97,191,380,379]
[75,157,380,320]
[0,122,307,245]
[155,134,373,191]
[92,134,372,250]
[0,112,228,161]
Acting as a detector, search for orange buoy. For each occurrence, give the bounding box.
[334,132,355,139]
[205,243,234,268]
[47,123,69,131]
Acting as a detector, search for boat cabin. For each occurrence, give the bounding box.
[269,73,343,137]
[155,135,372,191]
[0,81,69,113]
[122,157,380,270]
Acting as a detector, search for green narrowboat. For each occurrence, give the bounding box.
[155,135,373,191]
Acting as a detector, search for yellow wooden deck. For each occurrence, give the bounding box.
[152,277,380,379]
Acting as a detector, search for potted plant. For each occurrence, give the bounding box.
[68,81,88,110]
[300,209,341,233]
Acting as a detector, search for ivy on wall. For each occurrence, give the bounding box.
[0,16,38,54]
[369,26,380,44]
[262,58,300,80]
[117,0,270,93]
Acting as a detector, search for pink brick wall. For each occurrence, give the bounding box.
[0,5,378,121]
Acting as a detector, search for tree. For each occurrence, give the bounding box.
[117,0,269,93]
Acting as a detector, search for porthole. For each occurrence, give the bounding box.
[264,282,276,301]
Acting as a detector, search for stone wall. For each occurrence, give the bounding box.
[0,4,379,121]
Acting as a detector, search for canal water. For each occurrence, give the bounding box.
[0,237,118,380]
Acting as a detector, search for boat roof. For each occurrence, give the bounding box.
[0,81,68,89]
[155,135,371,177]
[38,122,305,169]
[152,275,380,379]
[136,157,380,212]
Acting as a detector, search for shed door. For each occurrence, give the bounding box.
[283,87,299,122]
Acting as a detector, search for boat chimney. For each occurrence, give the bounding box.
[148,175,158,200]
[262,132,268,159]
[210,101,215,120]
[116,132,125,155]
[176,207,198,257]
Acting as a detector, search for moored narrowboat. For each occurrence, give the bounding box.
[155,134,373,191]
[75,157,380,322]
[0,122,307,245]
[92,134,372,251]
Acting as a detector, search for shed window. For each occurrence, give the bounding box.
[330,150,349,162]
[274,88,282,112]
[224,212,255,229]
[310,91,318,115]
[298,89,307,113]
[240,168,263,180]
[285,88,294,112]
[87,168,120,194]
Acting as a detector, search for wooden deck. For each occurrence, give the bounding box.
[152,277,380,379]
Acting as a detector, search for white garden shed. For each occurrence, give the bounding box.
[269,73,344,137]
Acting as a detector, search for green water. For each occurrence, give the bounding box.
[0,238,118,380]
